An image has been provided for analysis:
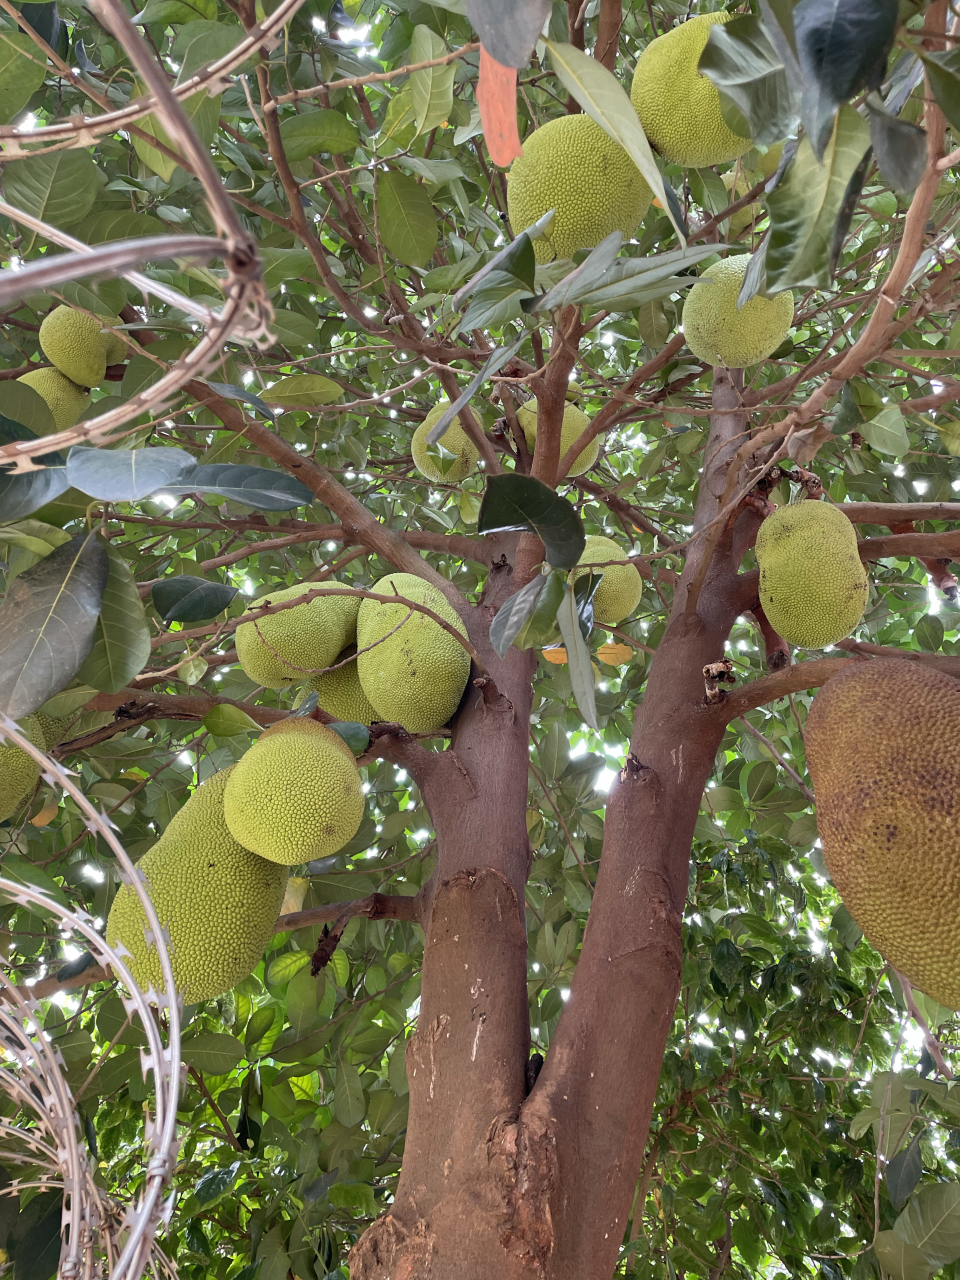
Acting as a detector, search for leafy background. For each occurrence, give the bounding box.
[3,0,960,1277]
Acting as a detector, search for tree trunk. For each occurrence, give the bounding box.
[351,373,757,1278]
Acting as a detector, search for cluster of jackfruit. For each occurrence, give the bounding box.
[805,660,960,1009]
[682,255,794,369]
[106,768,288,1004]
[756,501,868,649]
[236,572,471,734]
[16,305,127,431]
[574,535,643,626]
[0,712,76,824]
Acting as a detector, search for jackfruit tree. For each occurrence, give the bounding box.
[7,2,960,1280]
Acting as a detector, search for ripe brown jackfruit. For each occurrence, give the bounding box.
[756,501,868,649]
[806,659,960,1008]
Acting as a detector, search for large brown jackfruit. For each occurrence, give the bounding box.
[806,659,960,1009]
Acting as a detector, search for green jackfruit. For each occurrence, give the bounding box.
[756,501,868,649]
[755,139,786,180]
[805,659,960,1008]
[103,327,128,367]
[16,369,90,431]
[106,768,286,1003]
[411,404,480,483]
[507,114,652,264]
[39,306,107,388]
[681,256,794,368]
[516,401,599,477]
[357,572,470,733]
[574,535,643,626]
[0,716,44,823]
[224,719,364,864]
[631,14,752,169]
[35,713,73,750]
[296,648,379,724]
[235,582,360,690]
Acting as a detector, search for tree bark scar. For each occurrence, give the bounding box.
[492,1106,558,1268]
[619,754,660,791]
[348,1212,437,1278]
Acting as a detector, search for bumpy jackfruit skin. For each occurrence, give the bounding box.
[755,139,786,180]
[16,369,90,431]
[357,572,470,733]
[574,535,643,626]
[106,768,287,1003]
[806,660,960,1009]
[0,716,44,823]
[224,720,365,864]
[103,328,128,367]
[411,404,480,484]
[756,501,868,649]
[39,306,107,388]
[516,402,600,477]
[261,715,356,761]
[35,713,73,750]
[507,114,652,264]
[295,648,379,724]
[682,256,794,368]
[631,14,752,168]
[235,582,360,690]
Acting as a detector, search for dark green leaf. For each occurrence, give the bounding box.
[181,1033,246,1075]
[334,1058,366,1127]
[477,475,585,571]
[194,1160,241,1208]
[459,270,535,331]
[0,32,49,124]
[12,1196,62,1280]
[76,537,151,693]
[65,446,194,502]
[207,381,277,423]
[328,721,371,755]
[914,614,944,652]
[0,531,108,719]
[151,574,239,625]
[162,463,314,510]
[895,1182,960,1267]
[278,108,359,161]
[453,224,539,304]
[0,468,70,521]
[378,170,438,268]
[1,151,99,246]
[514,568,566,649]
[887,1135,923,1212]
[922,47,960,135]
[490,573,549,658]
[874,1230,933,1280]
[463,0,550,69]
[866,96,926,194]
[699,14,799,146]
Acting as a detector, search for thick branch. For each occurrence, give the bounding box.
[277,891,422,933]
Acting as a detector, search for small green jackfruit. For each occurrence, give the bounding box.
[681,256,794,368]
[516,401,599,477]
[805,659,960,1008]
[357,572,470,733]
[16,369,90,431]
[507,114,652,264]
[755,139,786,180]
[574,535,643,625]
[296,648,379,724]
[0,716,44,823]
[103,327,128,367]
[39,306,108,388]
[106,768,286,1003]
[631,14,752,169]
[224,719,365,864]
[756,501,868,649]
[34,713,74,750]
[412,404,480,484]
[235,582,360,690]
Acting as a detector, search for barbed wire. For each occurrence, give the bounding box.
[0,713,181,1280]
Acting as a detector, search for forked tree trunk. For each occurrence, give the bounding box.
[351,373,756,1279]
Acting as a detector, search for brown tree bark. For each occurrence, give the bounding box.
[351,371,763,1278]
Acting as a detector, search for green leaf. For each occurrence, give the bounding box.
[135,0,216,24]
[887,1135,924,1212]
[0,531,108,719]
[378,170,438,267]
[766,105,871,290]
[134,86,219,181]
[860,403,910,457]
[194,1160,241,1208]
[490,573,549,658]
[278,108,359,161]
[286,965,320,1037]
[866,95,927,195]
[202,704,261,736]
[544,39,684,244]
[0,31,48,126]
[424,337,525,447]
[514,568,565,649]
[181,1032,246,1075]
[556,583,598,731]
[922,47,960,135]
[459,270,534,331]
[328,721,371,756]
[66,446,194,502]
[0,381,56,437]
[259,248,315,293]
[699,15,798,146]
[162,463,314,511]
[262,375,343,408]
[914,614,944,652]
[478,474,586,571]
[409,25,455,136]
[896,1183,960,1267]
[334,1058,366,1127]
[244,1004,278,1050]
[76,537,151,693]
[0,151,100,247]
[875,1230,934,1280]
[151,574,238,625]
[266,950,311,985]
